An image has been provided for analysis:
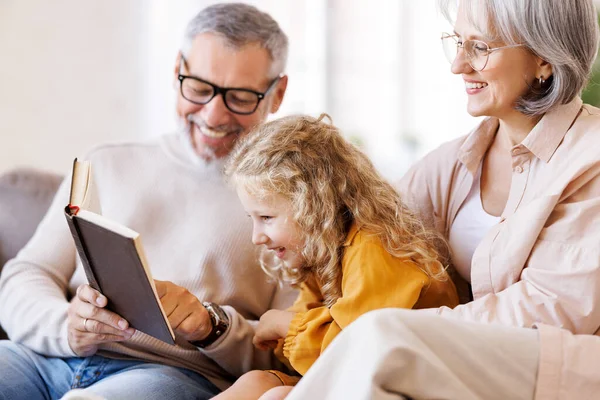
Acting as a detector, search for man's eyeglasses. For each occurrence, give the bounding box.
[178,57,280,115]
[441,33,525,71]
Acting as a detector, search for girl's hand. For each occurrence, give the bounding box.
[253,310,295,350]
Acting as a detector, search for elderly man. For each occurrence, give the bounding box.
[0,3,294,399]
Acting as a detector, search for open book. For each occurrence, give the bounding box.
[64,159,175,345]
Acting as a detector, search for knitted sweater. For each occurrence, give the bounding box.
[0,132,297,391]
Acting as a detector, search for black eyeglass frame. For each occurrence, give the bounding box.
[177,56,281,115]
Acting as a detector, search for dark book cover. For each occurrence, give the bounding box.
[65,208,175,345]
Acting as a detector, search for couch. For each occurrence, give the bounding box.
[0,167,63,340]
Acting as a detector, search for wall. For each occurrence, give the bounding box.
[3,1,597,178]
[0,1,150,175]
[0,0,312,176]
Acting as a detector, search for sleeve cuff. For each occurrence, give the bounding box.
[282,311,306,360]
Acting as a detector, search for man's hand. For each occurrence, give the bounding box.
[253,310,295,351]
[154,280,212,342]
[67,284,135,357]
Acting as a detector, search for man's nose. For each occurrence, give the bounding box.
[200,93,233,127]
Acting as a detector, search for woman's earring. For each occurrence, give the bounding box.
[539,75,546,86]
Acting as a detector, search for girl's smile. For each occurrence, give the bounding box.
[236,187,305,270]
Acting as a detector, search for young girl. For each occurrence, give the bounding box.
[218,114,459,400]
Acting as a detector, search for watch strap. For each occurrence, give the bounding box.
[192,302,229,348]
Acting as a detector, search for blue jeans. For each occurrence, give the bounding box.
[0,340,221,400]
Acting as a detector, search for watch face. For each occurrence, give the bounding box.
[212,305,229,324]
[204,302,229,327]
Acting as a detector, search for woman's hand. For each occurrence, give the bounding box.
[67,284,136,357]
[253,310,295,350]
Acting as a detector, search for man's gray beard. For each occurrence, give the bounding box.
[177,115,218,162]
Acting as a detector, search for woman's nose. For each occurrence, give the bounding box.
[451,47,473,75]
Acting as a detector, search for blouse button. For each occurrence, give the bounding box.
[514,166,524,173]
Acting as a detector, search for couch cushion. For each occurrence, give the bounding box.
[0,168,63,267]
[0,168,63,340]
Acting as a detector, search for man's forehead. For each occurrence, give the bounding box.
[184,33,273,90]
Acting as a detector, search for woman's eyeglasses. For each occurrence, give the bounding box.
[441,33,525,71]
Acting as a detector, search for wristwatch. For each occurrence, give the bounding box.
[192,302,230,348]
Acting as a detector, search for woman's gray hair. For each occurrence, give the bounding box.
[440,0,600,116]
[182,3,288,78]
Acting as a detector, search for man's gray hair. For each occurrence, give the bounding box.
[182,3,288,78]
[440,0,600,116]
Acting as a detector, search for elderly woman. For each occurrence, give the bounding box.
[281,0,600,398]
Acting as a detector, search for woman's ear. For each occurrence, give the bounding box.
[535,57,553,82]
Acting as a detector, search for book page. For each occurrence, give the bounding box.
[69,158,101,214]
[76,210,138,238]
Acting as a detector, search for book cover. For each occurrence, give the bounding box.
[64,159,175,345]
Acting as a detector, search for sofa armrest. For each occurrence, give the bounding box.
[0,167,63,340]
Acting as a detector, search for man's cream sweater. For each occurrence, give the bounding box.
[0,132,296,391]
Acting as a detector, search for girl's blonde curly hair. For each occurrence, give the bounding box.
[225,114,450,307]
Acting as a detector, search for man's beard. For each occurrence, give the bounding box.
[178,114,243,162]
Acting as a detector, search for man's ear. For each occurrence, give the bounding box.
[269,75,288,114]
[173,52,183,89]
